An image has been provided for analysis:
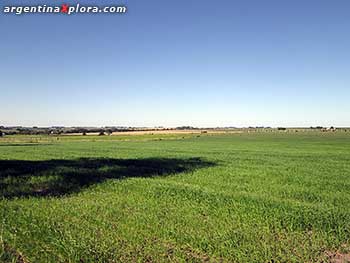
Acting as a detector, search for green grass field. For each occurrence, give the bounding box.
[1,132,350,262]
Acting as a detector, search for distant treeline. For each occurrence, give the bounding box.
[0,126,347,136]
[0,126,188,135]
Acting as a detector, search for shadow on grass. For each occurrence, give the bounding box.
[0,157,215,198]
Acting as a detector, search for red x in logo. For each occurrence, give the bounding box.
[61,4,69,13]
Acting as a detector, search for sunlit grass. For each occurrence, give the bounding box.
[1,132,350,262]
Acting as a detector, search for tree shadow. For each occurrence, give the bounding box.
[0,157,215,198]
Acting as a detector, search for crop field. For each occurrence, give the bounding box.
[1,132,350,262]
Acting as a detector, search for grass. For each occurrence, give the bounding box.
[1,132,350,262]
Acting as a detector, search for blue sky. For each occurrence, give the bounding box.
[1,0,350,127]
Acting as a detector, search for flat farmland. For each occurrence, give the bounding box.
[1,132,350,262]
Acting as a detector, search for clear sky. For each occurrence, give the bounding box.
[1,0,350,127]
